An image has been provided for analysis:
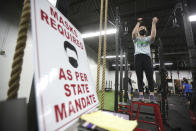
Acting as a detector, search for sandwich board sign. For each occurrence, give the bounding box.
[30,0,99,130]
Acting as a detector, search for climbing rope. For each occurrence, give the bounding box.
[7,0,30,100]
[101,0,108,110]
[96,0,104,97]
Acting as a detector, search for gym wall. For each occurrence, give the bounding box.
[0,1,110,101]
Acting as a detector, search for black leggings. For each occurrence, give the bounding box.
[134,54,154,92]
[186,92,192,102]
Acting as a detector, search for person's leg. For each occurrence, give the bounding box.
[143,55,155,102]
[189,92,192,102]
[143,55,154,93]
[186,92,189,100]
[134,55,144,97]
[187,92,191,104]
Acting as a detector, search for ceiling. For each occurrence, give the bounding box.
[18,0,196,70]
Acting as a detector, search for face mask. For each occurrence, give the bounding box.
[69,57,78,68]
[139,29,146,36]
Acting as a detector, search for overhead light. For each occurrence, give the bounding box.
[112,64,130,67]
[101,55,125,59]
[48,0,57,6]
[189,15,196,22]
[164,63,173,65]
[82,28,117,38]
[153,63,173,66]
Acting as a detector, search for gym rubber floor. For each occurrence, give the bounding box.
[164,96,193,131]
[98,91,194,130]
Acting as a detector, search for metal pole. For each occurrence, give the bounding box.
[108,80,109,89]
[119,47,123,102]
[124,51,129,102]
[109,80,111,89]
[159,38,167,121]
[182,0,196,112]
[114,7,120,112]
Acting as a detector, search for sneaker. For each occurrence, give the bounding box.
[149,95,157,103]
[138,95,144,102]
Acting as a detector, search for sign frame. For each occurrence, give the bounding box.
[31,0,99,130]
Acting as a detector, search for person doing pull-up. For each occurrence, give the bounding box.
[132,17,158,103]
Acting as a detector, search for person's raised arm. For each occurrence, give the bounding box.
[132,18,142,40]
[150,17,158,42]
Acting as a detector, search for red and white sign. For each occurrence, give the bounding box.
[31,0,99,130]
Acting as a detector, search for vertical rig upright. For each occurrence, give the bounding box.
[119,47,123,102]
[182,0,196,113]
[159,38,168,121]
[114,7,120,112]
[124,51,129,102]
